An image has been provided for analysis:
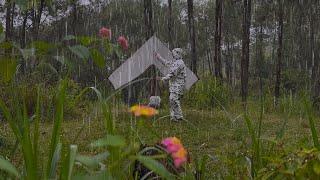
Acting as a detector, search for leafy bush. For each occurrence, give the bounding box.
[184,77,233,109]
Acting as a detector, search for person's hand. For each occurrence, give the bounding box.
[154,52,161,59]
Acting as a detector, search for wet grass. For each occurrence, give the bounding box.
[0,100,319,178]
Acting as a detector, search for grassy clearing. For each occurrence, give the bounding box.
[1,99,318,178]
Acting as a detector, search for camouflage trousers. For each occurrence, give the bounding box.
[169,92,183,120]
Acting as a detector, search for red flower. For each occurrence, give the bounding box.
[99,27,112,39]
[117,36,129,50]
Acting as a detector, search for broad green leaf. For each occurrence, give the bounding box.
[16,0,28,11]
[79,36,95,46]
[68,45,90,59]
[75,152,109,169]
[90,135,125,148]
[61,145,78,180]
[47,80,67,178]
[20,48,35,60]
[64,35,76,41]
[48,143,62,179]
[136,155,174,179]
[29,41,55,56]
[0,33,4,43]
[0,58,17,83]
[0,41,14,50]
[54,56,73,69]
[90,49,105,68]
[313,161,320,175]
[36,63,58,75]
[0,156,20,178]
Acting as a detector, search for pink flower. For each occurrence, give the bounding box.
[174,157,187,168]
[161,138,173,147]
[161,137,188,168]
[118,36,129,50]
[166,144,182,153]
[99,27,111,39]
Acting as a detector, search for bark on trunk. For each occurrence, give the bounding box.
[214,0,223,79]
[274,0,284,105]
[168,0,174,49]
[241,0,252,106]
[144,0,154,40]
[187,0,198,75]
[5,0,12,42]
[32,0,45,40]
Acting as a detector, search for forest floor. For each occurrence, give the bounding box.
[0,100,318,178]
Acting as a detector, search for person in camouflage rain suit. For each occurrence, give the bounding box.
[155,48,186,121]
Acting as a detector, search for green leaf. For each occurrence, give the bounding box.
[90,49,105,68]
[0,156,20,178]
[16,0,28,11]
[68,45,90,59]
[64,35,76,41]
[136,155,174,179]
[47,80,67,177]
[0,33,4,43]
[90,135,125,148]
[79,36,95,46]
[61,145,78,180]
[48,143,62,179]
[29,41,55,56]
[75,152,109,169]
[0,58,18,83]
[313,162,320,175]
[20,48,35,60]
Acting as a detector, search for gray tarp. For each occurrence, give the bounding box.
[108,36,198,90]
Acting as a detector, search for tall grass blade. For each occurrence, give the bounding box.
[0,98,21,140]
[33,86,41,172]
[136,155,174,179]
[61,145,78,180]
[0,156,20,178]
[47,80,67,177]
[303,98,320,149]
[48,143,62,179]
[21,98,37,179]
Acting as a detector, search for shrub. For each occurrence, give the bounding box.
[184,77,233,109]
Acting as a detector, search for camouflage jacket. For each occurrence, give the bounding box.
[161,58,186,94]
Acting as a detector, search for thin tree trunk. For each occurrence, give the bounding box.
[241,0,252,107]
[32,0,45,40]
[72,0,78,36]
[274,0,284,105]
[168,0,174,49]
[20,12,28,48]
[310,4,319,103]
[214,0,223,79]
[5,0,12,42]
[187,0,198,75]
[144,0,154,40]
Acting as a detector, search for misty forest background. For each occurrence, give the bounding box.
[1,0,320,179]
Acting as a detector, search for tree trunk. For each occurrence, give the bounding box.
[214,0,223,79]
[274,0,284,105]
[72,0,78,36]
[20,12,28,48]
[241,0,252,106]
[168,0,174,49]
[310,4,319,104]
[5,0,12,42]
[144,0,154,40]
[187,0,198,75]
[32,0,45,40]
